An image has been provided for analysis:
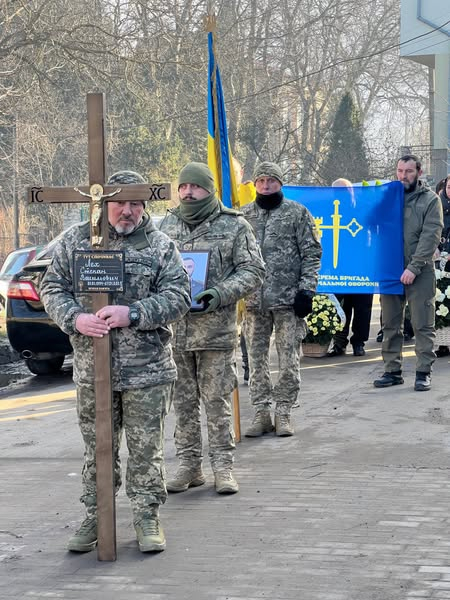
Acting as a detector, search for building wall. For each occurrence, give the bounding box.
[400,0,450,180]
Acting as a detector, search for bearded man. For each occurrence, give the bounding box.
[374,155,443,392]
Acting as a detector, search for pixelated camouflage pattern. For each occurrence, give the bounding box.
[107,170,146,185]
[171,349,236,471]
[242,198,322,310]
[40,213,191,390]
[159,204,265,350]
[77,383,172,518]
[253,161,284,185]
[245,309,305,414]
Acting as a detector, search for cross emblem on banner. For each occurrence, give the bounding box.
[313,200,363,268]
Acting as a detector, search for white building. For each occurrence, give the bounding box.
[400,0,450,181]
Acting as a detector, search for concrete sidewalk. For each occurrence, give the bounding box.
[1,321,450,600]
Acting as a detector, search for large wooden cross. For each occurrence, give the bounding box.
[27,93,171,561]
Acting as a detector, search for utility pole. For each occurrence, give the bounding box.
[13,116,20,249]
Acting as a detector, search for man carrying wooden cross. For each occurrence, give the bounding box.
[40,170,191,553]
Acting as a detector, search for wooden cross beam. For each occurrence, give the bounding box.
[27,93,171,561]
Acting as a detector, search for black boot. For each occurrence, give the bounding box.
[373,371,404,388]
[352,343,365,356]
[414,372,431,392]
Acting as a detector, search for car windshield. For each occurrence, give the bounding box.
[0,248,37,276]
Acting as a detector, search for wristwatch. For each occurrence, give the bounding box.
[128,305,141,327]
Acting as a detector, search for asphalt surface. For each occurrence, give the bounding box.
[1,306,450,600]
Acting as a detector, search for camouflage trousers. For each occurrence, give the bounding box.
[76,383,172,519]
[172,349,236,472]
[245,309,302,415]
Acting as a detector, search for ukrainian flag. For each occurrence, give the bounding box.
[207,32,239,208]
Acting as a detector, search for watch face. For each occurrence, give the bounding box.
[129,308,140,323]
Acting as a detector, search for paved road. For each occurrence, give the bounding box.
[1,310,450,600]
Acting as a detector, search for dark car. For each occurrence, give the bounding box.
[6,235,73,375]
[0,246,42,309]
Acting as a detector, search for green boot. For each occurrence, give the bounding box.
[67,517,97,552]
[134,516,166,552]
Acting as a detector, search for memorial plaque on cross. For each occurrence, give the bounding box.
[27,93,171,561]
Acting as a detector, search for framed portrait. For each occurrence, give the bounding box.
[180,251,210,310]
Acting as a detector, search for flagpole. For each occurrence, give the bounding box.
[204,7,241,443]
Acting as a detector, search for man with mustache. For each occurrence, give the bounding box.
[159,162,265,495]
[40,170,191,553]
[374,155,443,391]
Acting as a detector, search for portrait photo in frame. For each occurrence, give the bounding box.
[181,251,210,310]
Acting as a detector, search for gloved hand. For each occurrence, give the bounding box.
[293,290,314,318]
[193,288,221,313]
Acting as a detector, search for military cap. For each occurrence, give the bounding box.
[107,170,146,185]
[253,162,284,185]
[107,170,147,205]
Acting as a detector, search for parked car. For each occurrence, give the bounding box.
[6,235,73,375]
[6,215,165,376]
[0,246,42,309]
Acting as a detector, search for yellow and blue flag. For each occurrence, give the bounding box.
[207,32,239,208]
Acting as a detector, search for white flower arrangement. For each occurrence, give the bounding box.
[435,262,450,329]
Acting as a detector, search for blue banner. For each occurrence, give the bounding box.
[282,182,405,294]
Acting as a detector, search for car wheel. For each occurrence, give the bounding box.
[25,356,65,375]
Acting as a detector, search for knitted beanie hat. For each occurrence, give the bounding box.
[253,161,284,185]
[178,162,215,193]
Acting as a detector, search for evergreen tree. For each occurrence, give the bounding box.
[321,93,370,185]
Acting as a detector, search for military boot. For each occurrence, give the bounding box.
[134,516,166,552]
[166,465,206,493]
[244,411,274,437]
[275,414,294,437]
[373,371,404,388]
[67,517,97,552]
[214,470,239,494]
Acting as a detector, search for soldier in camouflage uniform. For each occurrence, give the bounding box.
[242,162,322,438]
[159,162,265,495]
[40,171,191,554]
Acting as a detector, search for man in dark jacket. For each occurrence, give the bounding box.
[374,155,443,391]
[40,171,191,553]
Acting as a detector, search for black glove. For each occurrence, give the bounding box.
[193,288,221,313]
[293,290,314,318]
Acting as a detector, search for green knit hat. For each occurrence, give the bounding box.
[178,162,215,193]
[253,161,284,185]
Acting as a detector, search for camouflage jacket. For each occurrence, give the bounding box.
[40,214,191,390]
[242,197,322,310]
[159,203,265,350]
[404,181,443,275]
